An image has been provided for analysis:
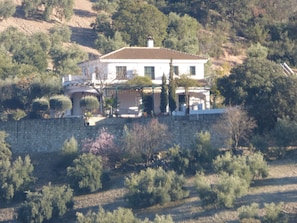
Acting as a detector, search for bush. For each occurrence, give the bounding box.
[238,203,260,221]
[49,95,72,118]
[168,145,190,175]
[213,151,268,183]
[247,151,269,179]
[76,207,175,223]
[213,152,253,184]
[0,132,35,202]
[67,153,104,193]
[59,136,79,168]
[125,167,189,208]
[215,172,249,208]
[263,202,288,223]
[80,95,99,114]
[18,184,74,223]
[194,172,217,208]
[168,131,217,175]
[32,97,49,118]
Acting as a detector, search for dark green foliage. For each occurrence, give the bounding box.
[159,73,168,113]
[165,12,201,54]
[125,167,188,208]
[168,145,190,175]
[217,58,284,133]
[50,44,87,75]
[168,60,177,113]
[80,95,100,114]
[169,131,217,174]
[60,137,79,169]
[76,206,175,223]
[112,1,168,47]
[22,0,74,21]
[49,95,72,117]
[32,98,49,118]
[0,0,16,20]
[17,184,74,223]
[94,32,127,54]
[67,153,104,193]
[49,25,72,47]
[0,131,35,202]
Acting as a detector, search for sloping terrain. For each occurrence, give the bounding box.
[0,0,100,57]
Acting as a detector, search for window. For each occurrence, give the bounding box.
[173,66,179,75]
[116,66,127,79]
[190,66,196,75]
[144,66,155,79]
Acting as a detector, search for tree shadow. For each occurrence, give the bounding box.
[252,176,297,187]
[73,9,96,18]
[69,26,97,49]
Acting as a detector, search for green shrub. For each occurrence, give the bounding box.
[80,95,99,114]
[67,153,104,193]
[168,145,189,175]
[0,132,35,202]
[32,98,49,118]
[195,171,249,208]
[194,172,217,208]
[17,184,73,223]
[247,151,269,179]
[215,172,249,208]
[213,152,252,184]
[125,167,189,208]
[49,95,72,118]
[60,136,79,168]
[169,131,217,175]
[238,203,260,221]
[76,207,175,223]
[263,202,288,223]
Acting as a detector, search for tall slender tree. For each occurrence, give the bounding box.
[168,59,177,114]
[160,73,168,113]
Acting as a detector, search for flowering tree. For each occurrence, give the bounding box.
[123,119,171,164]
[82,128,119,167]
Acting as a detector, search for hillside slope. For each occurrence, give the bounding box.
[0,0,100,57]
[0,0,244,68]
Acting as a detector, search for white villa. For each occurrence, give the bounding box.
[62,38,210,117]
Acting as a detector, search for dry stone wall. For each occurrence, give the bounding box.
[0,115,221,154]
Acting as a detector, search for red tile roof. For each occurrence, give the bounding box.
[100,47,207,60]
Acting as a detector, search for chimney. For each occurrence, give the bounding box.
[147,35,154,48]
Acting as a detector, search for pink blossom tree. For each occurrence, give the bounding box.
[82,128,119,168]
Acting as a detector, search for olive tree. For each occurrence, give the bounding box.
[67,153,104,193]
[0,131,35,202]
[76,207,174,223]
[18,184,74,223]
[125,167,189,208]
[0,0,16,21]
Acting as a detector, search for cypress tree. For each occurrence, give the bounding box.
[160,73,168,113]
[168,59,177,113]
